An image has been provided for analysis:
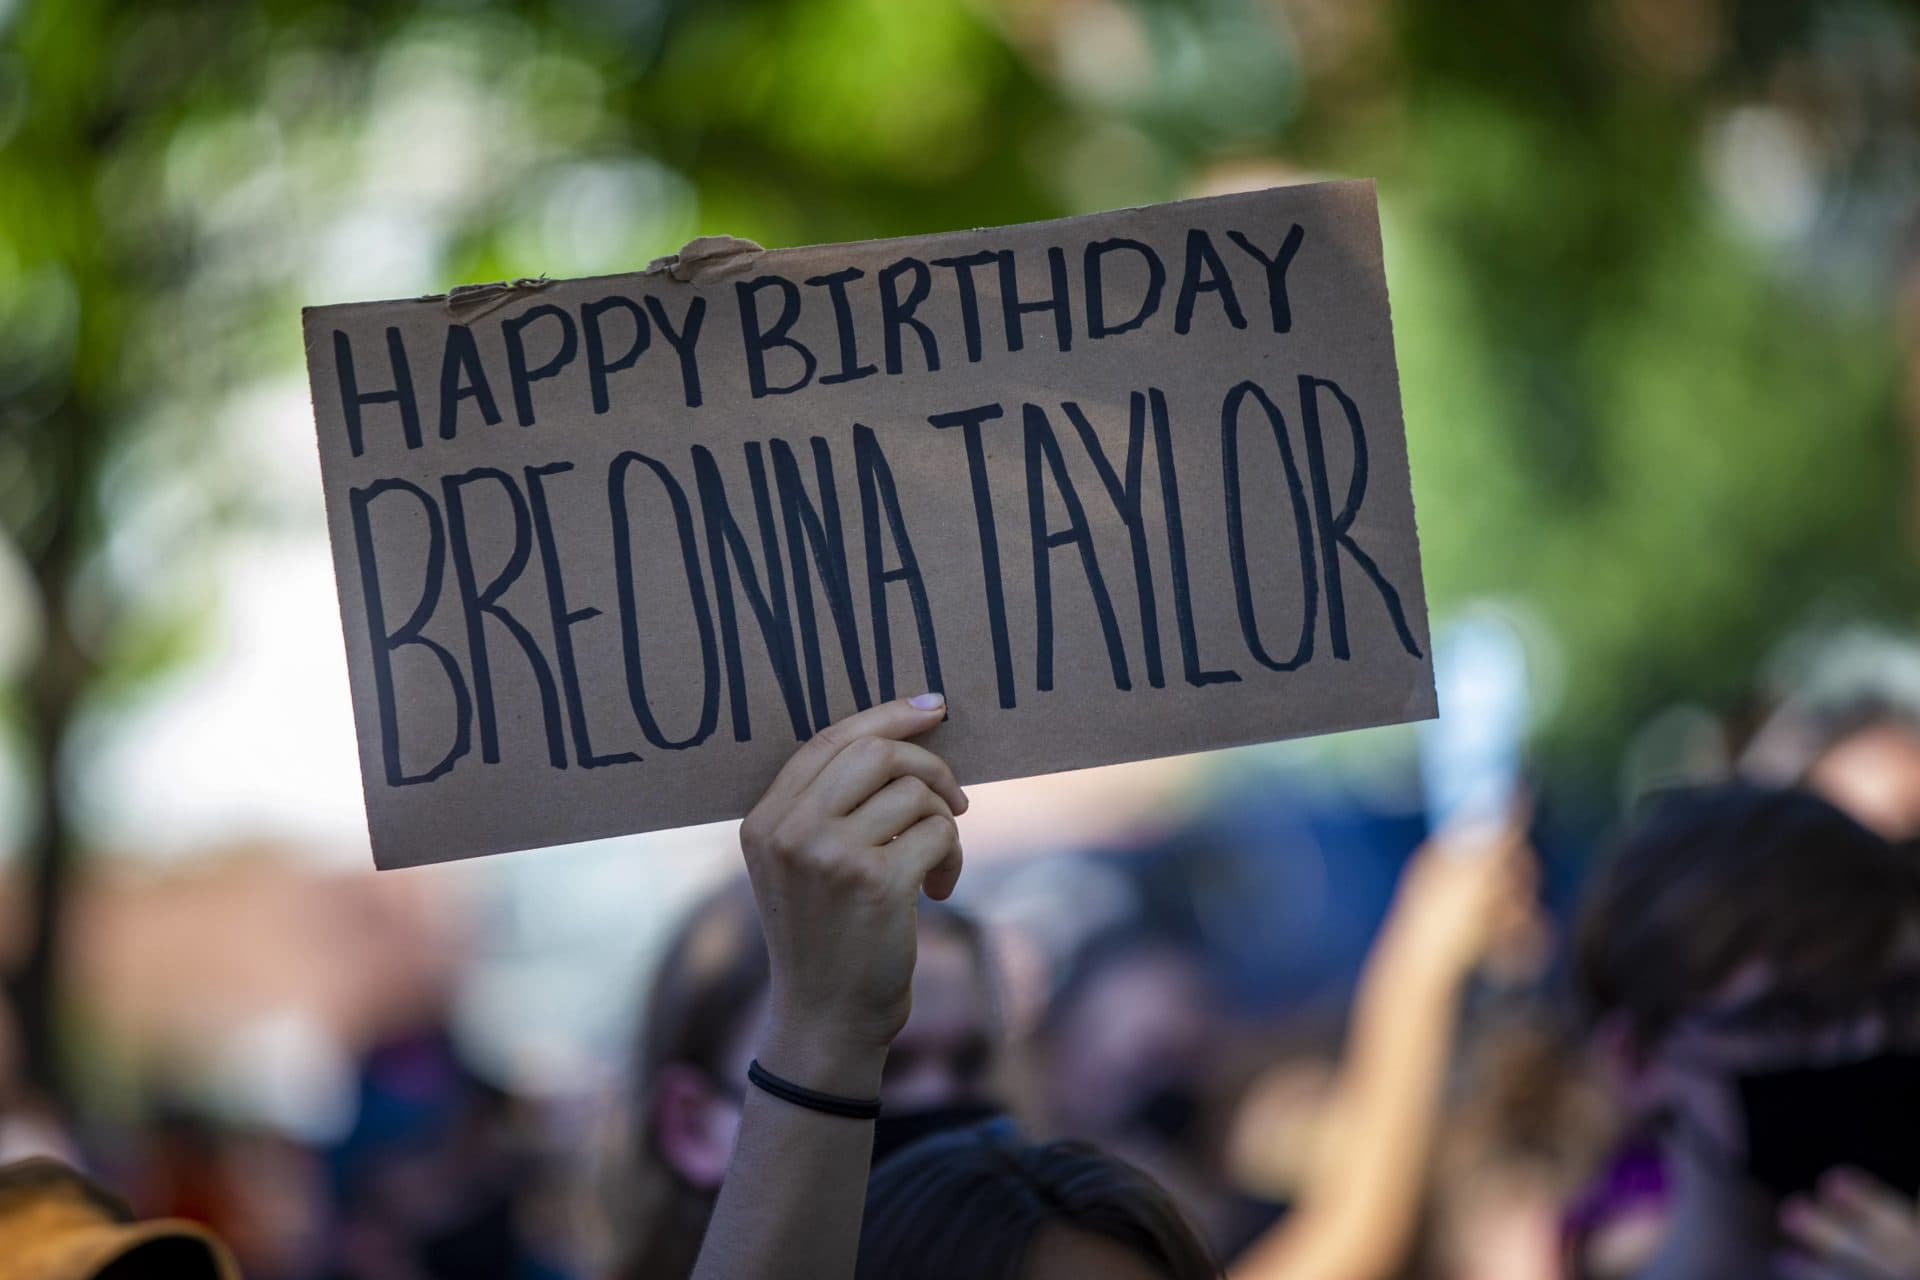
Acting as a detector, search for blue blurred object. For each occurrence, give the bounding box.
[1422,609,1532,835]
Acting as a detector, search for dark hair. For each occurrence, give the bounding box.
[857,1124,1220,1280]
[1575,782,1920,1046]
[1747,693,1920,785]
[1035,924,1205,1046]
[612,880,768,1280]
[612,880,995,1280]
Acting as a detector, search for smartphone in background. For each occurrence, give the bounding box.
[1421,608,1531,838]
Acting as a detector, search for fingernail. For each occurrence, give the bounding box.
[909,692,945,711]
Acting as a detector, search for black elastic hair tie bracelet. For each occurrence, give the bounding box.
[747,1059,882,1120]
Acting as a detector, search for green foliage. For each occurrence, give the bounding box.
[1,0,1913,791]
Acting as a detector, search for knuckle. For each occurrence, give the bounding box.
[848,735,892,771]
[767,817,811,861]
[852,860,893,898]
[802,844,848,875]
[804,841,858,883]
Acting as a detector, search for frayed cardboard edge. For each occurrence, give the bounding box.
[645,235,765,283]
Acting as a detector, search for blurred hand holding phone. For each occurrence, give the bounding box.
[1413,608,1549,987]
[1421,608,1533,843]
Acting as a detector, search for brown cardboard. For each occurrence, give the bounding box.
[303,180,1435,868]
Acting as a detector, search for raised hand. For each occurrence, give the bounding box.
[1379,808,1544,987]
[1782,1169,1920,1280]
[738,693,968,1097]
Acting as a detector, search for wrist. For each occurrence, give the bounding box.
[1373,923,1476,994]
[758,1011,888,1101]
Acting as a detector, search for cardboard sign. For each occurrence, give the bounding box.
[304,179,1434,868]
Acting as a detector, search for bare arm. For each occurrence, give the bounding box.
[1231,820,1537,1280]
[691,694,966,1280]
[689,1032,887,1280]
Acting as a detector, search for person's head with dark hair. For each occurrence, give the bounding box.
[611,878,1003,1280]
[1033,925,1218,1155]
[858,1123,1220,1280]
[1574,782,1920,1279]
[1744,690,1920,843]
[608,881,766,1280]
[1798,701,1920,844]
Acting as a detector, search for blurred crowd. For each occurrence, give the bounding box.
[0,624,1916,1279]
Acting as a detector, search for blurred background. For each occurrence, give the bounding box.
[3,0,1920,1276]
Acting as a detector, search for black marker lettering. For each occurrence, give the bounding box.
[1083,239,1166,339]
[737,275,816,399]
[805,268,879,386]
[928,402,1015,707]
[525,461,642,768]
[609,452,720,750]
[349,479,471,785]
[437,325,501,442]
[771,436,873,726]
[1297,375,1423,660]
[1024,403,1130,693]
[1149,388,1239,687]
[693,444,812,740]
[1173,229,1247,335]
[646,294,707,409]
[1226,225,1306,334]
[854,424,944,703]
[1062,394,1163,687]
[503,304,579,427]
[930,250,998,364]
[441,467,567,768]
[878,257,940,375]
[335,327,421,456]
[582,295,651,415]
[1220,381,1317,671]
[1001,247,1072,353]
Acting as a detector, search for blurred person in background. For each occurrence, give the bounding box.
[856,1123,1218,1280]
[1748,697,1920,846]
[1575,783,1920,1280]
[321,1030,568,1280]
[1228,814,1546,1280]
[122,1106,324,1280]
[1803,704,1920,845]
[1031,925,1245,1247]
[1404,1025,1614,1280]
[608,872,1003,1280]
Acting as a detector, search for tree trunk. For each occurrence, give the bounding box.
[13,484,92,1112]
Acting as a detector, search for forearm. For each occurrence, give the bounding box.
[691,1030,886,1280]
[702,695,962,1280]
[1233,931,1465,1280]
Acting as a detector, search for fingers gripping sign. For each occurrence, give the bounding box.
[739,693,967,1097]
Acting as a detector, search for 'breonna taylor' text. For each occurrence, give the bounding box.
[325,223,1424,787]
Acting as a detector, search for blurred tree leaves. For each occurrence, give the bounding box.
[1370,0,1917,754]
